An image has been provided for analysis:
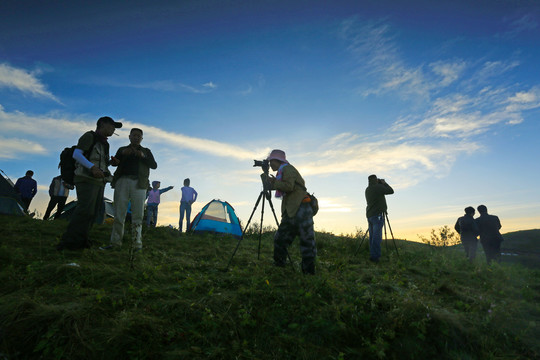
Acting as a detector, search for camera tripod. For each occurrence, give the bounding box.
[354,211,399,257]
[225,173,293,271]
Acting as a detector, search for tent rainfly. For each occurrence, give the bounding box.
[190,199,242,239]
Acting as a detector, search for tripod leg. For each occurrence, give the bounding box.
[354,228,369,256]
[225,192,264,271]
[257,195,266,260]
[385,212,399,257]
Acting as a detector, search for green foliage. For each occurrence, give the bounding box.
[0,215,539,359]
[419,225,460,248]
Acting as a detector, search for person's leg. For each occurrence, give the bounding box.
[297,203,316,274]
[54,197,67,220]
[186,204,192,230]
[273,214,296,266]
[43,196,59,220]
[461,239,471,258]
[146,205,155,226]
[152,205,158,227]
[368,214,384,261]
[130,186,146,249]
[21,197,31,211]
[110,177,130,247]
[469,240,478,261]
[59,182,102,250]
[179,202,186,232]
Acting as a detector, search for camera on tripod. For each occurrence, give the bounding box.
[253,159,270,173]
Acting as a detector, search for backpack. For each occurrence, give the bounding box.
[59,132,98,188]
[295,181,319,216]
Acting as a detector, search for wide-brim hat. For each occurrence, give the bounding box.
[266,149,287,163]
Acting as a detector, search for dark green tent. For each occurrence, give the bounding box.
[0,172,25,216]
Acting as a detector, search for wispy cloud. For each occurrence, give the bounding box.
[0,106,265,161]
[501,14,538,39]
[340,18,430,99]
[0,63,59,101]
[88,78,218,94]
[292,18,538,187]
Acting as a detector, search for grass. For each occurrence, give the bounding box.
[0,215,539,359]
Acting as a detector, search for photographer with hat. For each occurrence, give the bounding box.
[262,149,316,275]
[365,174,394,263]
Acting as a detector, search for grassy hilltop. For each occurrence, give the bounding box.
[0,215,539,359]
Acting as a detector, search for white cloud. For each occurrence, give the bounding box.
[0,106,266,160]
[505,86,540,112]
[429,60,467,86]
[88,78,218,94]
[203,82,217,89]
[0,63,59,101]
[0,136,47,158]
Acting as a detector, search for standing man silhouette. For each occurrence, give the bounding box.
[179,178,197,233]
[365,175,394,263]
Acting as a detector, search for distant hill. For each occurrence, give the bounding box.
[501,229,540,254]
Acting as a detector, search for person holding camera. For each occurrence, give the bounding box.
[102,128,157,252]
[57,116,122,251]
[365,174,394,263]
[454,206,480,261]
[262,149,316,275]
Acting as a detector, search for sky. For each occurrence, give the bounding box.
[1,0,539,241]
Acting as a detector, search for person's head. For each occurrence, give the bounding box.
[152,181,160,189]
[129,128,143,146]
[25,170,34,177]
[96,116,122,137]
[464,206,475,215]
[477,205,488,214]
[183,178,190,186]
[368,174,378,184]
[266,149,287,171]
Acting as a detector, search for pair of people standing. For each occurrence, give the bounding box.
[146,178,197,231]
[455,205,504,264]
[57,117,157,252]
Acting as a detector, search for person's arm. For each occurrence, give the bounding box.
[377,181,394,195]
[454,219,460,233]
[73,148,94,169]
[159,186,174,194]
[141,148,157,169]
[73,148,105,178]
[272,166,296,193]
[31,180,37,197]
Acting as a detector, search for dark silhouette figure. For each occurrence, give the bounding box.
[454,206,480,261]
[43,175,70,220]
[14,170,37,211]
[475,205,504,264]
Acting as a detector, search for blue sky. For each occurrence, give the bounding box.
[1,0,539,240]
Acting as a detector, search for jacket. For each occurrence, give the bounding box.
[111,145,157,189]
[74,131,111,186]
[14,176,37,199]
[48,176,70,197]
[365,180,394,218]
[454,214,479,242]
[476,214,504,244]
[271,164,307,218]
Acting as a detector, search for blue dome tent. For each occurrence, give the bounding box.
[190,199,242,239]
